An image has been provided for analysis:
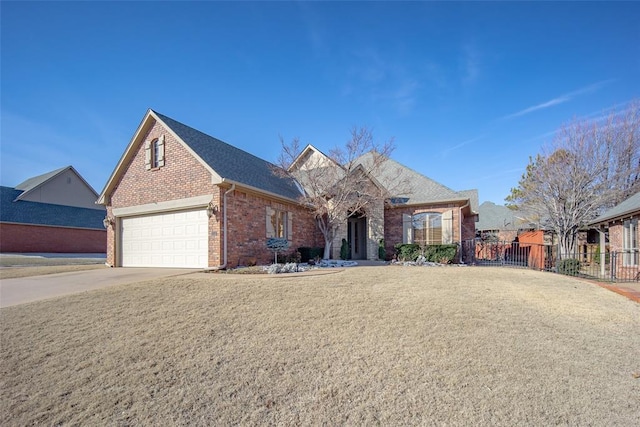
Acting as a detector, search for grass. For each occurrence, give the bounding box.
[1,266,639,425]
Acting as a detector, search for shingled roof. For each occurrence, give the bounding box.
[355,152,476,207]
[154,111,302,200]
[0,186,105,230]
[591,192,640,224]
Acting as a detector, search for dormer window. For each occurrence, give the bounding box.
[145,135,165,170]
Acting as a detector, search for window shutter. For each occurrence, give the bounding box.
[287,212,293,241]
[158,135,165,167]
[402,214,412,244]
[442,210,453,244]
[266,207,275,238]
[144,141,152,170]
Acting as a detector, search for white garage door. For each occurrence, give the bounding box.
[121,209,208,268]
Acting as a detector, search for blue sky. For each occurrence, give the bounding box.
[2,1,639,204]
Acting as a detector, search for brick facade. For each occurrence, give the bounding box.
[224,189,321,266]
[104,118,321,268]
[384,203,473,260]
[102,113,476,268]
[608,218,640,280]
[0,223,106,253]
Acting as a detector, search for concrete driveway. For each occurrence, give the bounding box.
[0,268,197,308]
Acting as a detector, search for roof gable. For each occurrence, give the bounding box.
[15,166,70,192]
[99,110,303,204]
[14,166,102,210]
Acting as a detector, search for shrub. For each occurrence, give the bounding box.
[424,244,458,264]
[340,239,349,260]
[394,243,458,263]
[284,250,302,264]
[266,238,289,263]
[298,247,324,262]
[378,239,386,260]
[394,243,421,261]
[557,258,581,276]
[592,246,610,265]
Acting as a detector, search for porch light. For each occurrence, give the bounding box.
[103,216,115,228]
[207,203,219,218]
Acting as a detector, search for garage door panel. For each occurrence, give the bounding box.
[121,209,208,268]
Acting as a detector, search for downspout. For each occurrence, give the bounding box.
[459,200,470,263]
[208,183,236,270]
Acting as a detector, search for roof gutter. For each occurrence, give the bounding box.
[207,183,236,271]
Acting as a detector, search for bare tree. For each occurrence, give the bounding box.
[277,127,410,260]
[506,100,640,257]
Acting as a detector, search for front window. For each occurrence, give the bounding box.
[412,212,442,245]
[268,209,288,238]
[623,219,638,266]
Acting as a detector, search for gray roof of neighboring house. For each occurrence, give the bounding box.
[154,111,302,200]
[591,192,640,224]
[0,186,105,230]
[15,166,69,192]
[355,152,475,206]
[476,201,521,231]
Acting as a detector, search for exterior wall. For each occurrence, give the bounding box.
[0,223,106,253]
[329,199,385,261]
[225,189,321,267]
[20,169,104,210]
[105,120,216,267]
[384,203,464,258]
[367,199,385,260]
[608,216,640,280]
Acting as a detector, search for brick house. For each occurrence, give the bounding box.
[0,166,106,253]
[590,192,640,280]
[98,109,477,268]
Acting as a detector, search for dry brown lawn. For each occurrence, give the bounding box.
[1,266,639,426]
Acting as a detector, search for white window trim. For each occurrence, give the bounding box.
[266,207,293,240]
[623,218,638,267]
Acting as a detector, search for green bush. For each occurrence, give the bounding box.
[424,244,458,264]
[283,250,302,264]
[394,243,421,261]
[557,258,581,276]
[378,239,386,260]
[298,247,324,262]
[394,243,458,263]
[340,239,350,260]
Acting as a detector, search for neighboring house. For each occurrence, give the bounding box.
[475,201,524,242]
[97,109,478,268]
[590,192,640,280]
[0,166,106,253]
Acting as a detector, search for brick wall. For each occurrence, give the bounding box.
[225,189,321,266]
[384,203,470,258]
[104,118,320,268]
[109,121,214,208]
[105,120,219,267]
[0,223,106,253]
